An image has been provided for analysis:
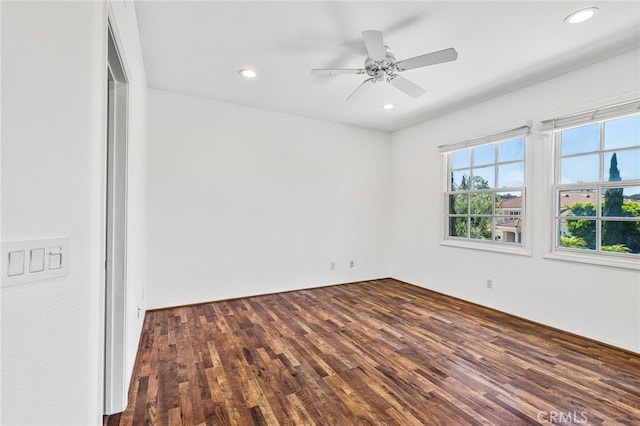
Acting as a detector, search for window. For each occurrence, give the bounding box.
[553,113,640,259]
[446,137,526,250]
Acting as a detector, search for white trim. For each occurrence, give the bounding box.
[544,251,639,270]
[103,13,130,416]
[442,155,450,241]
[106,3,130,83]
[440,239,531,256]
[438,122,531,153]
[539,92,639,128]
[540,96,640,132]
[521,134,534,252]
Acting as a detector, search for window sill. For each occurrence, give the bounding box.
[440,239,531,256]
[544,250,640,270]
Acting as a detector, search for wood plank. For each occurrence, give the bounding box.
[108,279,640,425]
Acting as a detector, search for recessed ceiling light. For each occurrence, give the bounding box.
[239,68,257,79]
[564,7,598,24]
[381,104,394,110]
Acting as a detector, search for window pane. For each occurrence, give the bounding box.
[560,154,599,184]
[602,220,640,254]
[560,123,600,156]
[558,189,597,216]
[450,170,470,191]
[603,149,640,181]
[470,217,492,240]
[498,161,524,188]
[470,193,493,215]
[494,217,522,243]
[498,138,525,162]
[624,186,640,205]
[473,144,495,166]
[496,192,522,217]
[604,115,640,150]
[449,217,468,238]
[450,149,471,169]
[558,218,596,250]
[602,187,626,218]
[472,166,495,189]
[602,187,640,253]
[449,194,468,214]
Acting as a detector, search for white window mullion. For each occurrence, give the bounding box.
[599,121,605,182]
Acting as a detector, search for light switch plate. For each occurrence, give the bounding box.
[2,237,70,287]
[8,250,25,276]
[49,251,62,270]
[30,248,46,273]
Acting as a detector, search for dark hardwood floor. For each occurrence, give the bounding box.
[107,278,640,425]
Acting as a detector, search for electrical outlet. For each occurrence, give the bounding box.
[330,262,335,270]
[349,260,355,268]
[486,279,493,289]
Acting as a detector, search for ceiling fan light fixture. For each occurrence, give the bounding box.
[564,7,598,24]
[381,104,394,110]
[239,68,257,79]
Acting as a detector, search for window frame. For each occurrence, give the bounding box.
[547,112,640,270]
[441,133,531,256]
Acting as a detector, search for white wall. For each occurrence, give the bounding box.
[1,1,148,424]
[390,49,640,353]
[147,89,391,308]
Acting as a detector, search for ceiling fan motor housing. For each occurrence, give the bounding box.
[364,47,397,81]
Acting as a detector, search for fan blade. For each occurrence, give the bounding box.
[311,68,365,76]
[362,30,386,61]
[396,48,458,71]
[388,75,425,98]
[346,78,374,101]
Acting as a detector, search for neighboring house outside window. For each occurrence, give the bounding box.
[550,111,640,267]
[495,196,522,243]
[444,135,527,253]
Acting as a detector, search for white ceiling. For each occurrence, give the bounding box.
[133,1,640,132]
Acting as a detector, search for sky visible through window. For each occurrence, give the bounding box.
[559,115,640,192]
[450,138,525,191]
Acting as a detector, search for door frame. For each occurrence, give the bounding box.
[103,19,129,415]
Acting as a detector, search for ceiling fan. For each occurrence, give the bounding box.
[311,30,458,101]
